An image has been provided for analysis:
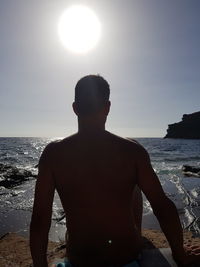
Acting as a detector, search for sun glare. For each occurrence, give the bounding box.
[58,5,101,54]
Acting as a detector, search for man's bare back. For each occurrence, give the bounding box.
[46,131,142,266]
[30,75,200,267]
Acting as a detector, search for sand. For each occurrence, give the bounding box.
[1,229,200,266]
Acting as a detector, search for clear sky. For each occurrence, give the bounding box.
[0,0,200,137]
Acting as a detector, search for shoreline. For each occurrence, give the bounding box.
[0,210,174,242]
[1,229,200,266]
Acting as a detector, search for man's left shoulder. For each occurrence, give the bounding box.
[44,134,77,152]
[43,140,59,155]
[39,141,58,166]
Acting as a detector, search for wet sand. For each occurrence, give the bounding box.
[1,229,200,266]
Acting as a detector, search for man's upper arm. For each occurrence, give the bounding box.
[31,143,55,228]
[136,145,168,210]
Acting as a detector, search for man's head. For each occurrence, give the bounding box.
[73,75,110,118]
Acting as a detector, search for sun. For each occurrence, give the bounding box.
[58,5,101,54]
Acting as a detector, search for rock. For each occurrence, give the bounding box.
[182,165,200,178]
[164,111,200,139]
[0,163,37,188]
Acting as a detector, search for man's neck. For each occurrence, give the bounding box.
[77,118,106,135]
[78,124,105,134]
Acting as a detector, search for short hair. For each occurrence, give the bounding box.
[74,75,110,116]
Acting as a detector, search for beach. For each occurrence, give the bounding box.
[1,229,200,266]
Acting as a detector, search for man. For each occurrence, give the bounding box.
[30,75,200,266]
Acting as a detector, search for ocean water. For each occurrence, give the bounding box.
[0,137,200,241]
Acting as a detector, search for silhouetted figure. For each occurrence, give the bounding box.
[30,75,200,266]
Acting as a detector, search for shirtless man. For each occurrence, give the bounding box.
[30,75,200,266]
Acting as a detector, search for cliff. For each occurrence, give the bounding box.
[164,111,200,139]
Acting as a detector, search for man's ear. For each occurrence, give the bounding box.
[105,101,111,115]
[72,102,79,116]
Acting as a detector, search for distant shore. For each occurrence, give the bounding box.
[1,229,200,267]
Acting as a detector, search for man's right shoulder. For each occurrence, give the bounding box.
[113,136,151,169]
[108,132,148,156]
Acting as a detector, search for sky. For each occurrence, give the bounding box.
[0,0,200,137]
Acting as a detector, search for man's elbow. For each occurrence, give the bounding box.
[152,196,177,219]
[30,215,51,235]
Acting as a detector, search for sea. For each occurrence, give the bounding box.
[0,137,200,241]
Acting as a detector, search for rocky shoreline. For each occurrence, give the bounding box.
[182,165,200,178]
[0,163,37,188]
[165,111,200,139]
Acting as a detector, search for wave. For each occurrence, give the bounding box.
[164,156,200,162]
